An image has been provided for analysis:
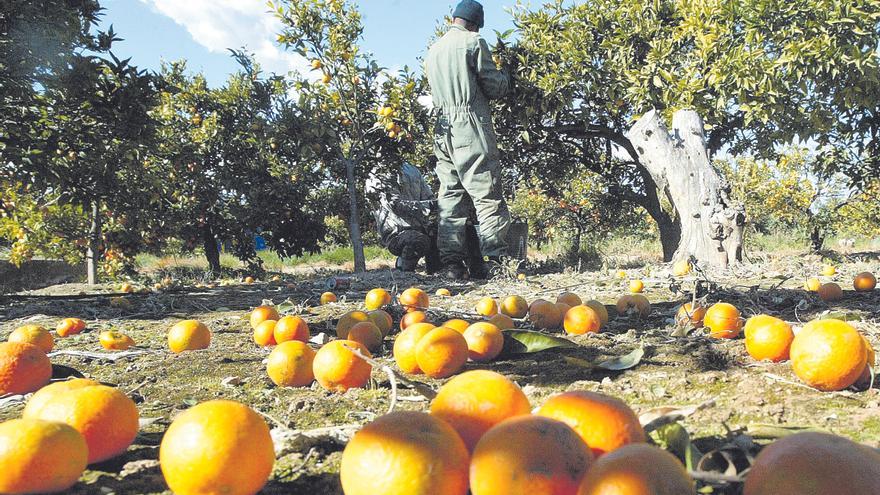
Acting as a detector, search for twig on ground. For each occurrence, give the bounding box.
[343,344,436,402]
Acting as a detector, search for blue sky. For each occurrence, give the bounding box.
[99,0,518,87]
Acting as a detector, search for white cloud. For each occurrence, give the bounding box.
[139,0,311,78]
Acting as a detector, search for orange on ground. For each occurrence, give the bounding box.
[584,300,609,326]
[487,313,515,330]
[347,322,383,352]
[557,292,582,307]
[253,320,277,347]
[744,315,794,362]
[399,287,429,312]
[703,302,742,339]
[442,319,471,333]
[821,264,837,276]
[273,315,310,344]
[855,336,875,388]
[99,330,135,351]
[340,411,469,495]
[320,292,337,305]
[415,327,469,379]
[500,295,529,318]
[393,323,436,374]
[430,370,530,452]
[120,283,134,293]
[854,272,876,292]
[672,260,691,277]
[9,325,54,353]
[401,311,430,331]
[528,299,563,329]
[577,443,695,495]
[160,400,274,495]
[168,320,211,353]
[616,294,651,318]
[56,318,87,337]
[804,278,821,292]
[463,322,504,362]
[470,415,594,495]
[23,378,101,418]
[26,384,139,463]
[313,340,373,392]
[564,305,603,335]
[0,418,88,494]
[336,310,370,339]
[0,342,51,396]
[364,288,392,311]
[628,280,645,293]
[249,305,279,330]
[436,288,452,297]
[676,303,707,327]
[555,302,573,319]
[790,318,867,391]
[367,310,393,337]
[267,341,316,387]
[537,390,646,457]
[475,297,499,317]
[818,282,844,301]
[743,432,880,495]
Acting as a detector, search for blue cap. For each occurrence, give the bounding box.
[453,0,485,29]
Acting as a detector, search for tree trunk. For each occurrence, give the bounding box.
[86,200,101,285]
[810,226,824,252]
[627,109,746,268]
[202,225,221,276]
[344,158,367,273]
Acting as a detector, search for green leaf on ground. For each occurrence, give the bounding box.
[501,330,577,355]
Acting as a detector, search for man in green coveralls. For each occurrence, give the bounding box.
[426,0,511,280]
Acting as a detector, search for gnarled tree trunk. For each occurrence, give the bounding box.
[627,109,745,268]
[344,158,367,273]
[202,224,221,276]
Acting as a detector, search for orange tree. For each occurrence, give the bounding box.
[271,0,429,273]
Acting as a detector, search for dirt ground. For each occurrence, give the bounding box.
[1,250,878,494]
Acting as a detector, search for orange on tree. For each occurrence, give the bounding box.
[616,294,651,318]
[853,272,876,292]
[790,318,867,391]
[470,415,594,495]
[463,322,504,362]
[249,305,279,330]
[803,278,821,292]
[676,302,707,328]
[487,313,515,330]
[415,327,469,378]
[401,311,430,331]
[267,341,316,387]
[0,342,52,396]
[348,322,383,352]
[703,302,743,339]
[564,305,603,335]
[743,432,880,495]
[430,370,530,452]
[273,315,310,344]
[475,297,499,317]
[367,310,393,337]
[99,330,135,351]
[311,59,322,69]
[160,400,275,495]
[577,443,695,495]
[313,340,373,392]
[340,411,469,495]
[25,384,139,463]
[584,300,609,326]
[557,292,583,307]
[744,315,794,362]
[399,287,429,312]
[320,292,338,305]
[537,390,646,457]
[8,324,54,353]
[56,318,87,337]
[628,279,645,293]
[168,320,211,353]
[442,318,471,333]
[0,418,88,494]
[336,310,370,339]
[23,378,101,418]
[253,320,277,347]
[818,282,844,301]
[528,298,563,329]
[393,322,436,374]
[364,288,392,311]
[500,295,528,318]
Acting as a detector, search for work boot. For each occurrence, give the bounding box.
[469,258,489,280]
[395,256,419,272]
[441,261,469,280]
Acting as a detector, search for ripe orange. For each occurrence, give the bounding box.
[23,378,101,418]
[557,292,583,307]
[537,390,646,457]
[340,411,469,495]
[475,297,499,317]
[320,292,337,305]
[564,305,603,335]
[243,276,255,284]
[168,320,211,353]
[365,288,392,310]
[487,313,515,330]
[854,272,876,292]
[336,310,370,339]
[584,300,609,326]
[744,315,794,362]
[56,318,86,337]
[500,295,529,318]
[528,299,563,329]
[463,322,504,362]
[9,324,54,353]
[672,260,691,277]
[629,279,645,293]
[556,302,573,319]
[0,342,52,396]
[855,336,875,388]
[470,415,593,495]
[313,340,373,392]
[821,264,837,276]
[436,288,452,297]
[442,319,471,333]
[743,432,880,495]
[703,302,742,339]
[273,315,310,344]
[393,323,436,374]
[430,370,530,452]
[160,400,275,495]
[367,310,393,337]
[267,341,316,387]
[790,319,867,391]
[415,327,469,379]
[803,278,821,292]
[577,443,694,495]
[120,283,134,293]
[253,319,277,347]
[26,384,139,463]
[249,305,279,330]
[348,321,383,352]
[0,418,88,494]
[616,294,651,318]
[99,330,135,351]
[401,311,430,331]
[399,287,429,312]
[676,302,707,327]
[818,282,843,301]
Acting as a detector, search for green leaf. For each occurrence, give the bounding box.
[652,422,702,471]
[501,330,577,355]
[595,347,644,370]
